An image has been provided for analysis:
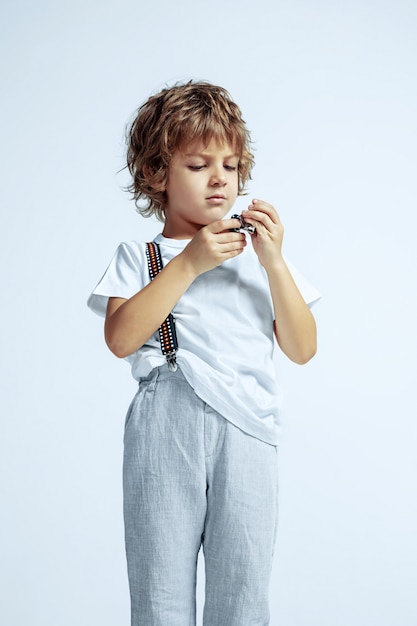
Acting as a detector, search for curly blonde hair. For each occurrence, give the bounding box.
[126,81,254,221]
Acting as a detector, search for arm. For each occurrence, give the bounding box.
[105,218,246,358]
[241,200,317,365]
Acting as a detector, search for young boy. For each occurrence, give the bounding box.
[88,80,320,625]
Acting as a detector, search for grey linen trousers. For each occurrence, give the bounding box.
[123,365,279,625]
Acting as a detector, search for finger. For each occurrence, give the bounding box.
[216,231,247,244]
[242,209,275,230]
[209,217,242,233]
[251,199,276,213]
[243,206,281,231]
[245,199,281,223]
[219,238,247,255]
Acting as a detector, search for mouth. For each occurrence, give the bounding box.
[206,194,227,201]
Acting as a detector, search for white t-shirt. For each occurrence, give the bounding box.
[87,233,320,445]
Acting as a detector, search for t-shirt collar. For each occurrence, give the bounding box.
[154,233,191,248]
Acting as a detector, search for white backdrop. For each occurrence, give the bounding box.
[1,1,416,624]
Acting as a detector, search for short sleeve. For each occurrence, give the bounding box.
[87,242,147,317]
[285,258,321,307]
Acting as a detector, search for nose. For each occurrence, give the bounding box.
[209,165,227,186]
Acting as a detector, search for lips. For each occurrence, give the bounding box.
[207,194,226,200]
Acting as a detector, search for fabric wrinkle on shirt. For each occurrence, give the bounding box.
[87,232,321,445]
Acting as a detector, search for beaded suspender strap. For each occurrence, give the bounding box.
[145,242,178,372]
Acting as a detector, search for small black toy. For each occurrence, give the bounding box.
[230,214,256,235]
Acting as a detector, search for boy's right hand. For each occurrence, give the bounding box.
[180,218,247,277]
[105,218,245,358]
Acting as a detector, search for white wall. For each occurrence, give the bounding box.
[1,1,416,624]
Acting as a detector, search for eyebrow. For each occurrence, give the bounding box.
[184,151,239,158]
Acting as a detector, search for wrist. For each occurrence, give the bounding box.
[262,254,287,275]
[174,251,200,282]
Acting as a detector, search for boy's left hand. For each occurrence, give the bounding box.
[241,200,284,271]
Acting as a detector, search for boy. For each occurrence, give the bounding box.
[88,80,320,625]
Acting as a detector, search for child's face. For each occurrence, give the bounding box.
[163,137,239,238]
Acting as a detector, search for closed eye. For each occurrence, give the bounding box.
[188,165,205,171]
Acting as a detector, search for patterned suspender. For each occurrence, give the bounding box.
[145,242,178,372]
